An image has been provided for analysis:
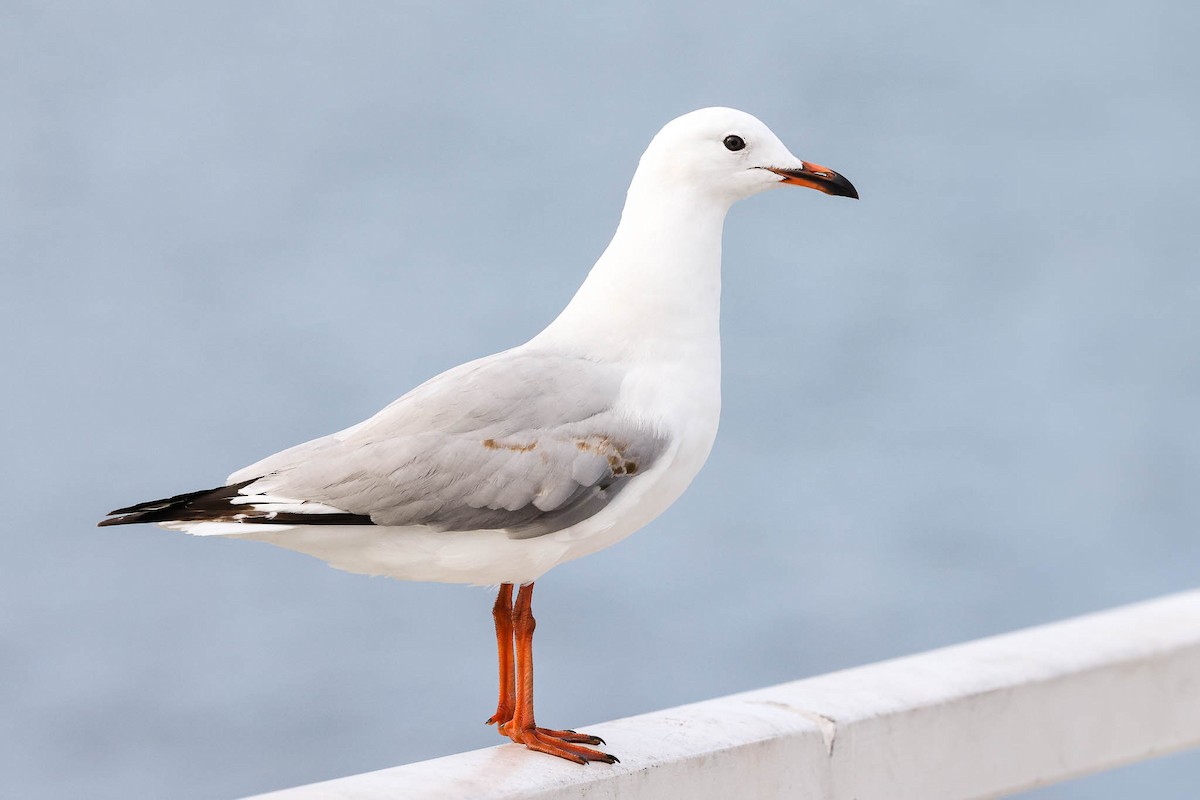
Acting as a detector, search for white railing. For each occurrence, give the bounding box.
[246,590,1200,800]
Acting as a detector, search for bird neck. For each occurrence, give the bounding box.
[535,177,731,365]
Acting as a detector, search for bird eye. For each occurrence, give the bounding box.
[723,135,746,152]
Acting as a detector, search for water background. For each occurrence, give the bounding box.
[3,3,1198,798]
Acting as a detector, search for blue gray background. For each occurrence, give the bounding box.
[3,2,1198,798]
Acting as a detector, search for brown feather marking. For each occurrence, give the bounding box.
[482,438,538,453]
[574,435,637,475]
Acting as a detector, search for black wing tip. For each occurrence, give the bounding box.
[97,480,256,528]
[98,479,377,528]
[98,504,166,527]
[98,513,144,527]
[106,500,167,516]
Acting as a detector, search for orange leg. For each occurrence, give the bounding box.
[485,583,516,727]
[489,582,617,764]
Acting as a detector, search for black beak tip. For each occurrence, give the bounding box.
[832,174,859,200]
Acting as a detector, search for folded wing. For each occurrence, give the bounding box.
[101,350,669,540]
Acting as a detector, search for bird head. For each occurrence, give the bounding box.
[636,107,858,204]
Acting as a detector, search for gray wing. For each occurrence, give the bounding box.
[231,349,670,539]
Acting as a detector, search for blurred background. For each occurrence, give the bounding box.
[3,2,1198,798]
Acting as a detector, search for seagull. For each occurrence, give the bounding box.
[99,107,857,765]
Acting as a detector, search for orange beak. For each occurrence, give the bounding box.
[766,162,859,199]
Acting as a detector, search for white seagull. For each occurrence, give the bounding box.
[101,107,858,764]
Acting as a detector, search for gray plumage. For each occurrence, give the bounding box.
[230,349,669,539]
